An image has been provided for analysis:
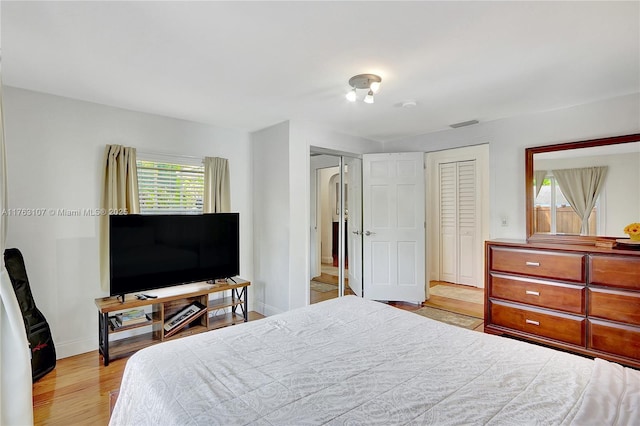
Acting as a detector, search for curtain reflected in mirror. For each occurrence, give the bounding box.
[533,173,598,235]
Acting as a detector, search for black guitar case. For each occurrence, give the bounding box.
[4,248,56,382]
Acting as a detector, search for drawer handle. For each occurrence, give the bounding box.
[525,290,540,296]
[525,261,540,267]
[526,319,540,326]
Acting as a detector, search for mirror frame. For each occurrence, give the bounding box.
[526,132,640,244]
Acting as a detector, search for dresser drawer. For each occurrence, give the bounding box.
[588,288,640,326]
[489,246,585,283]
[489,273,585,314]
[588,319,640,361]
[589,255,640,290]
[489,301,585,346]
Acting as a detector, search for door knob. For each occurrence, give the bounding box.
[352,230,361,235]
[364,230,375,236]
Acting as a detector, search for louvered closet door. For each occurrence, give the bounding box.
[439,163,457,283]
[439,160,477,286]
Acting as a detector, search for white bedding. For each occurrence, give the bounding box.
[109,296,637,425]
[570,358,640,425]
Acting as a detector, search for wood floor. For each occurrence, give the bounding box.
[32,312,265,426]
[34,283,483,425]
[311,278,484,326]
[424,280,484,319]
[32,348,128,425]
[310,273,354,304]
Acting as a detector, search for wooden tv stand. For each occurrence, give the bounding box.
[94,279,249,366]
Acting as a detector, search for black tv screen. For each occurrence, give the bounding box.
[109,213,239,297]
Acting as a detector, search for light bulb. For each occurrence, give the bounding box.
[369,81,381,93]
[346,89,357,102]
[364,90,374,104]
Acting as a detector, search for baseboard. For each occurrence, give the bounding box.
[253,301,283,317]
[56,336,97,359]
[321,256,334,264]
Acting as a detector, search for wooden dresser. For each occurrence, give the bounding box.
[485,240,640,368]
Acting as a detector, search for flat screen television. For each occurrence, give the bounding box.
[109,213,239,298]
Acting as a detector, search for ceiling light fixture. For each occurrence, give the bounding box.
[346,88,357,102]
[363,90,375,104]
[346,74,382,104]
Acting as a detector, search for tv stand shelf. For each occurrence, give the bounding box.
[95,278,249,366]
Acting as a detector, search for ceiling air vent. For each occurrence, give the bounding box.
[449,120,479,129]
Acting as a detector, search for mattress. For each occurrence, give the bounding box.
[109,295,638,425]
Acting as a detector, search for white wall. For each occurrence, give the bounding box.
[252,120,382,315]
[251,121,290,316]
[386,93,640,239]
[3,87,253,358]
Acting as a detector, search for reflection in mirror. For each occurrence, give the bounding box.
[527,135,640,242]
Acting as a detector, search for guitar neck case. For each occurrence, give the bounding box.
[4,248,56,382]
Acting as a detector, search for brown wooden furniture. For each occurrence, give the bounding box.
[95,279,249,366]
[485,240,640,368]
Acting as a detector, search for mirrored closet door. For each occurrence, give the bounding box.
[309,150,362,303]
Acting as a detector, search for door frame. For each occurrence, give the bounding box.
[426,144,489,288]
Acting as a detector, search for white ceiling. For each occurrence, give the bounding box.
[2,1,639,143]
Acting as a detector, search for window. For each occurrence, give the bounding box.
[534,175,599,235]
[136,156,204,214]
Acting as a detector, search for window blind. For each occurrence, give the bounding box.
[136,159,204,214]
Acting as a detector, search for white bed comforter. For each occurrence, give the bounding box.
[570,358,640,425]
[109,296,635,425]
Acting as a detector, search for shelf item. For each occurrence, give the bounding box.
[485,240,640,369]
[164,302,205,332]
[116,308,150,326]
[164,303,207,338]
[595,239,616,249]
[616,239,640,249]
[108,317,119,331]
[108,312,159,333]
[95,279,250,366]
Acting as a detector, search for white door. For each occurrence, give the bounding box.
[439,160,477,286]
[345,157,363,297]
[363,152,425,302]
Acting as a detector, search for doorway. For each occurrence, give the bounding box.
[309,150,362,304]
[426,144,489,289]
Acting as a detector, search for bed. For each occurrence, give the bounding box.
[109,296,639,425]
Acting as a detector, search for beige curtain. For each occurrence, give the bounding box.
[203,157,230,213]
[553,166,608,235]
[0,70,34,424]
[534,170,547,198]
[99,145,140,290]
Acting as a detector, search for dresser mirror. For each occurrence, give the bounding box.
[526,133,640,243]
